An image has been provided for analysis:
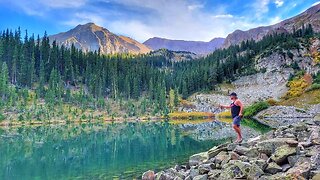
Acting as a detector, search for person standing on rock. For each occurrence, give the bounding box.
[220,92,244,143]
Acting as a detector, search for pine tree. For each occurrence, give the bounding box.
[0,62,9,99]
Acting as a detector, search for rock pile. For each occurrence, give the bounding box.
[142,120,320,180]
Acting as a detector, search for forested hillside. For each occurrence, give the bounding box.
[0,25,317,122]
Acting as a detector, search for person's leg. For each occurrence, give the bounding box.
[235,125,242,140]
[233,124,241,141]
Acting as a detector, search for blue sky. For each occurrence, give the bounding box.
[0,0,319,42]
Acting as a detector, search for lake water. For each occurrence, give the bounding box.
[0,118,270,180]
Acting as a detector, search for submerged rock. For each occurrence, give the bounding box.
[142,170,155,180]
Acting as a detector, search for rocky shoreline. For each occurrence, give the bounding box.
[142,119,320,180]
[254,105,320,128]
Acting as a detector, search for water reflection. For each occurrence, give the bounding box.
[0,121,231,179]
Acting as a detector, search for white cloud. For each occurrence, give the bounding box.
[62,12,105,27]
[274,0,284,7]
[269,16,282,24]
[253,0,270,18]
[3,0,295,42]
[212,14,234,19]
[312,1,320,6]
[43,0,87,8]
[187,4,204,11]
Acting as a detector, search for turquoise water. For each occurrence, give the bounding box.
[0,119,269,179]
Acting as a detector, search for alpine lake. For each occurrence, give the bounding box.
[0,118,270,180]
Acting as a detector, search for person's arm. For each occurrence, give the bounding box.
[235,100,244,117]
[220,104,231,109]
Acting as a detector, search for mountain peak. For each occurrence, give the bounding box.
[49,23,151,54]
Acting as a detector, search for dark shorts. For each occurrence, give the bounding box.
[233,116,241,126]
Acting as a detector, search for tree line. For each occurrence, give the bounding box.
[0,24,315,116]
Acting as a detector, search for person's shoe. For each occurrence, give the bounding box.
[235,138,243,144]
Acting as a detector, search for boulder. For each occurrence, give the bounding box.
[260,153,269,160]
[286,140,299,147]
[189,168,199,178]
[208,144,228,159]
[281,164,291,172]
[230,151,240,160]
[253,159,268,170]
[208,169,221,179]
[233,145,250,155]
[270,145,296,165]
[287,161,311,178]
[245,147,260,158]
[287,155,300,166]
[219,160,252,179]
[227,143,237,151]
[189,152,208,166]
[311,170,320,180]
[257,138,295,155]
[155,171,173,180]
[142,170,155,180]
[214,151,230,165]
[265,162,282,174]
[248,163,264,179]
[193,174,208,180]
[198,164,212,174]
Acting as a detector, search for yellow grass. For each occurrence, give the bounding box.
[169,111,214,119]
[279,89,320,107]
[216,111,232,118]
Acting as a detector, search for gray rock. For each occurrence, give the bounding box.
[233,145,250,155]
[286,140,299,147]
[270,145,296,165]
[248,163,264,179]
[189,152,208,166]
[198,164,212,174]
[281,164,291,172]
[253,159,268,170]
[227,143,237,151]
[208,144,228,159]
[245,147,260,158]
[230,151,240,160]
[193,174,208,180]
[220,160,252,179]
[265,162,282,174]
[257,138,295,155]
[189,168,199,178]
[287,161,311,178]
[208,169,221,179]
[214,151,229,164]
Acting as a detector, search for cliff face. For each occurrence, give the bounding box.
[223,4,320,48]
[49,23,151,54]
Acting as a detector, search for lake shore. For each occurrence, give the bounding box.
[142,118,320,180]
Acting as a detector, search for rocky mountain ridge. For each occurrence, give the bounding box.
[49,23,151,54]
[223,4,320,48]
[144,37,225,55]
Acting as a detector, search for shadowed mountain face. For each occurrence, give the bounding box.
[223,4,320,48]
[49,23,151,54]
[143,37,225,55]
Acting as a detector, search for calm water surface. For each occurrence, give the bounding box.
[0,118,270,180]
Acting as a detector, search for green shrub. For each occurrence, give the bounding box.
[244,101,270,117]
[306,83,320,92]
[0,113,5,121]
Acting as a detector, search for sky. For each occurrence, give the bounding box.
[0,0,319,42]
